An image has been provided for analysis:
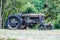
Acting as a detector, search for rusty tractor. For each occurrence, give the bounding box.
[5,13,53,30]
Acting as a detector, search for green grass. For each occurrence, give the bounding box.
[0,38,17,40]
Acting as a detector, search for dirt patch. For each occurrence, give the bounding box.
[0,29,60,40]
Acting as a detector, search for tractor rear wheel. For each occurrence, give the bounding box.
[6,15,22,30]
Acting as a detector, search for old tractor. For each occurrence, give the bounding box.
[5,13,53,30]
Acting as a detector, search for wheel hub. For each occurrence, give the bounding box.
[8,18,18,28]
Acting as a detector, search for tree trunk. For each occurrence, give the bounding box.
[0,0,2,29]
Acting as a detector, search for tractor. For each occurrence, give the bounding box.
[5,13,53,30]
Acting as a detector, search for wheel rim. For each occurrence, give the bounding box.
[47,25,53,30]
[38,25,45,30]
[8,18,19,29]
[40,26,44,30]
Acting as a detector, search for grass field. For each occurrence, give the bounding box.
[0,29,60,40]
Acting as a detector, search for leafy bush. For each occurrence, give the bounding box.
[54,21,60,29]
[2,0,60,29]
[54,14,60,29]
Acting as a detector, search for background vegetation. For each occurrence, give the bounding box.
[2,0,60,29]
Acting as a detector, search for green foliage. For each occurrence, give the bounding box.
[30,23,39,29]
[0,0,1,6]
[7,38,16,40]
[3,0,28,26]
[54,14,60,29]
[2,0,60,29]
[54,22,60,29]
[3,0,44,27]
[29,0,45,12]
[42,0,60,29]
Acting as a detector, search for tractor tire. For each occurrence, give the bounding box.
[6,15,22,30]
[38,24,46,30]
[46,24,53,30]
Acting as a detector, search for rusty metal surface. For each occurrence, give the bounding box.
[22,14,44,17]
